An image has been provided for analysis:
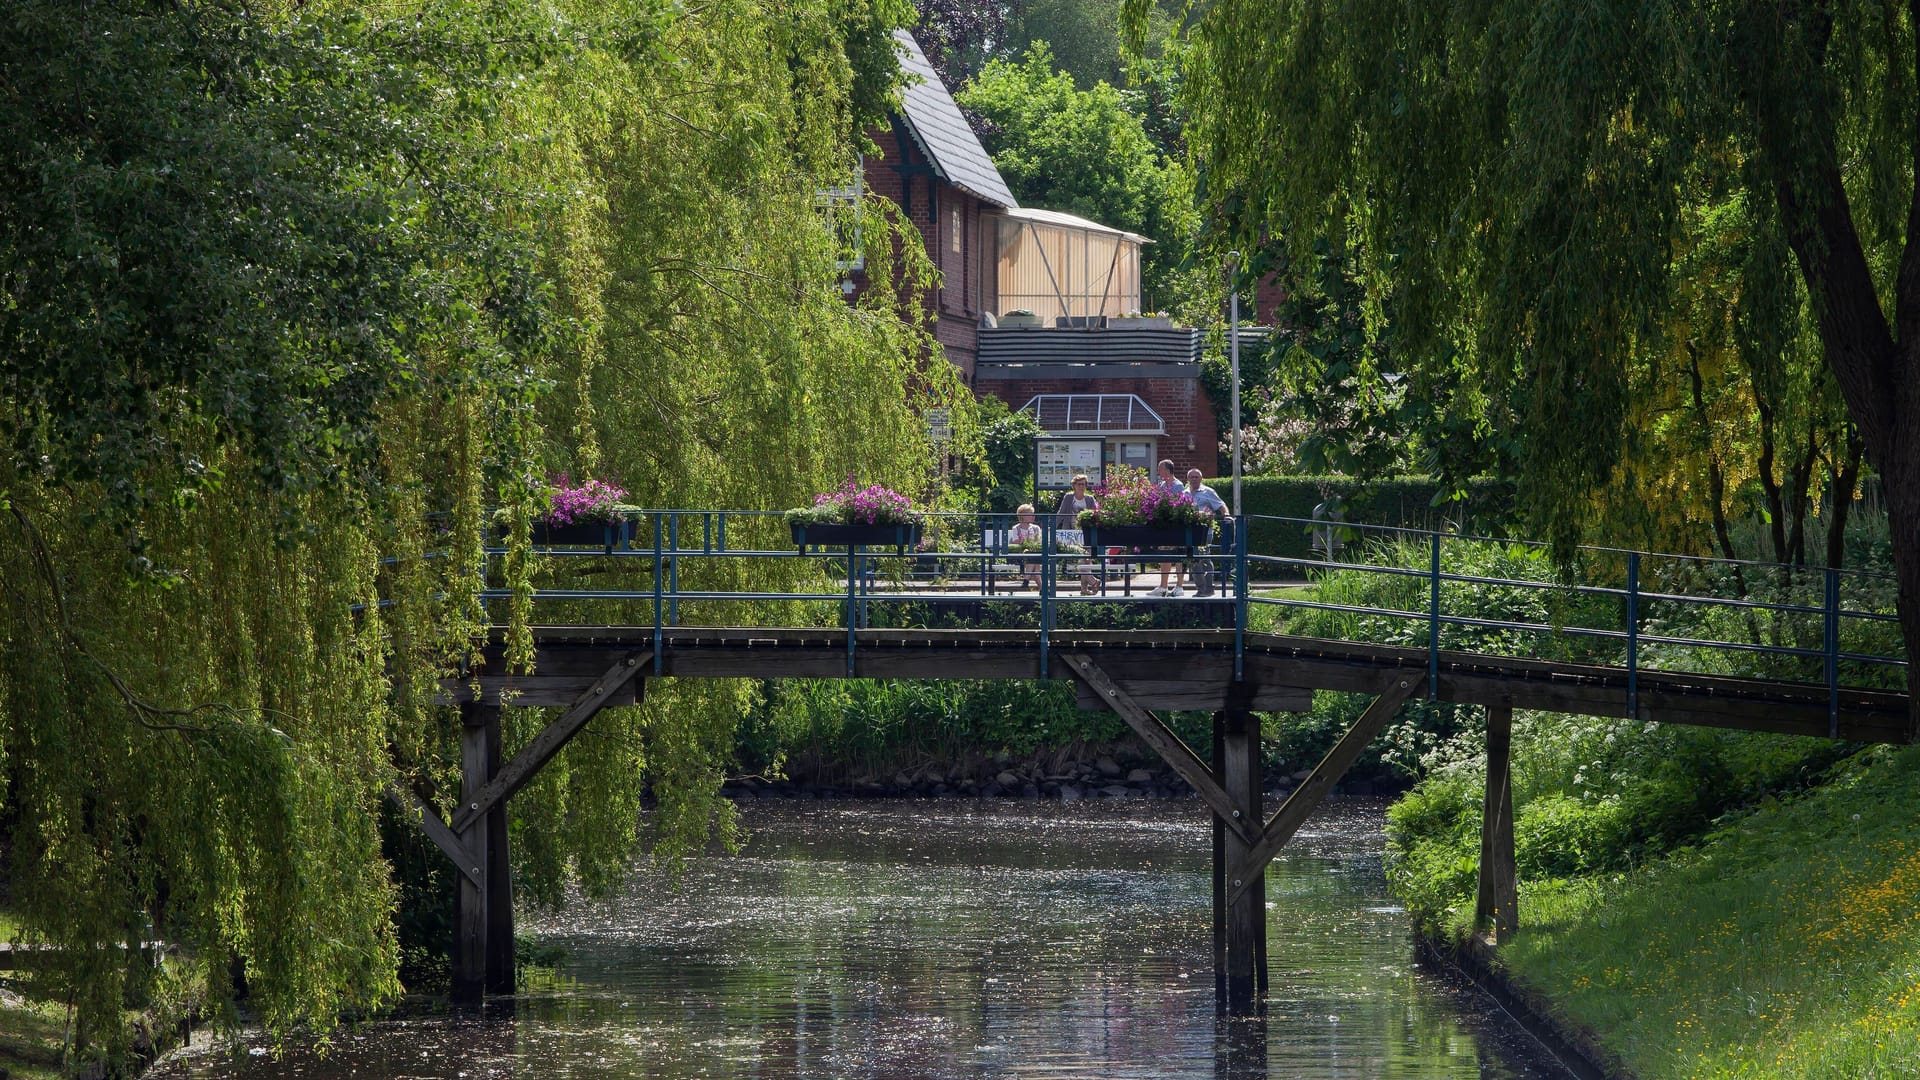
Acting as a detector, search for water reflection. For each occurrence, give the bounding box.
[155,799,1565,1079]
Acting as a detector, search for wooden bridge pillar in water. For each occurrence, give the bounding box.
[1064,653,1416,1018]
[1475,704,1518,942]
[453,701,516,1003]
[1216,708,1267,1016]
[395,653,648,1005]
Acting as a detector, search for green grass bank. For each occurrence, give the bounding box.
[1397,740,1920,1079]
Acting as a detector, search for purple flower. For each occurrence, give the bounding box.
[801,476,921,527]
[543,475,628,526]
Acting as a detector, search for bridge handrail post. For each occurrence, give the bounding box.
[717,512,726,552]
[1626,552,1639,720]
[702,512,712,555]
[979,515,989,596]
[667,513,679,625]
[1825,566,1840,737]
[651,513,664,676]
[1428,531,1442,700]
[1234,514,1248,681]
[1039,526,1052,677]
[845,544,859,677]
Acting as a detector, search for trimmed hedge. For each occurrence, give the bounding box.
[1203,475,1516,568]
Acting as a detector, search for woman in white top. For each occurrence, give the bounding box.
[1009,503,1042,588]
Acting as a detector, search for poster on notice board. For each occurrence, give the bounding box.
[1035,437,1104,491]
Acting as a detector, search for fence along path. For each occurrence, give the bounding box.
[392,509,1910,1013]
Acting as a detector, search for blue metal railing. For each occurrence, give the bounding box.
[432,508,1906,717]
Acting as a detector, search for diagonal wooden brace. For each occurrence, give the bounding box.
[386,786,485,888]
[1228,675,1417,904]
[448,651,650,835]
[1061,652,1260,846]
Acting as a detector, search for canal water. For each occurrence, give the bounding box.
[155,799,1566,1078]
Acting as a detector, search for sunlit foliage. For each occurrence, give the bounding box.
[0,0,957,1055]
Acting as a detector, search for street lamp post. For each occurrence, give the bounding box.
[1227,251,1242,516]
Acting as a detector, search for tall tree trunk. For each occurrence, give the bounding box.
[1750,1,1918,737]
[1826,429,1864,570]
[1686,345,1749,594]
[1755,394,1791,563]
[1785,425,1818,567]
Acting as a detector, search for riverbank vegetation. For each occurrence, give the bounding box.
[1493,742,1920,1079]
[1329,526,1920,1076]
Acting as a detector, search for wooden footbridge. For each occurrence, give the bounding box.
[390,510,1911,1016]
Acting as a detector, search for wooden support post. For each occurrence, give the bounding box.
[484,705,516,995]
[453,702,491,1006]
[450,652,649,835]
[1211,712,1227,1017]
[1249,717,1269,1002]
[1476,704,1519,942]
[1060,652,1258,845]
[1228,677,1417,904]
[1220,710,1265,1016]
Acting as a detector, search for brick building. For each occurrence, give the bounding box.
[850,31,1015,382]
[856,31,1221,485]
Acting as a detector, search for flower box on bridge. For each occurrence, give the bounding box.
[790,522,922,553]
[529,518,631,552]
[1086,523,1207,555]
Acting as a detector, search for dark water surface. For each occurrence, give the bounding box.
[155,799,1566,1078]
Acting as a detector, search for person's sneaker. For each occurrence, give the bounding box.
[1146,586,1168,596]
[1167,586,1185,597]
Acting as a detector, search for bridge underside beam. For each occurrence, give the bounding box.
[470,629,1907,742]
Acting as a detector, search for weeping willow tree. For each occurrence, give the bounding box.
[0,0,953,1058]
[475,0,967,903]
[1143,0,1920,727]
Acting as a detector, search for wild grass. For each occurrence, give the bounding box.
[0,969,78,1080]
[1496,744,1920,1079]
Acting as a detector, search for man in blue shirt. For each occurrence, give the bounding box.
[1184,469,1231,596]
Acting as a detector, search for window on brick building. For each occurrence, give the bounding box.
[950,205,962,254]
[1106,440,1155,474]
[817,161,864,274]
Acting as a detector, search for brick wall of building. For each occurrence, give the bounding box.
[1252,272,1287,328]
[980,376,1222,479]
[857,124,992,384]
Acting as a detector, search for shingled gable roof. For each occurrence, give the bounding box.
[893,30,1018,209]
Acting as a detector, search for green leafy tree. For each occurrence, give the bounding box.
[956,42,1198,308]
[1004,0,1126,88]
[1145,0,1920,725]
[0,0,946,1061]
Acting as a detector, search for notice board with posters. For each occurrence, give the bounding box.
[1035,437,1105,491]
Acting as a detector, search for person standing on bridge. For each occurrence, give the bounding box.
[1150,459,1185,596]
[1184,468,1231,597]
[1055,474,1103,595]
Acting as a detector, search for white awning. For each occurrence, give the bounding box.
[1020,394,1165,436]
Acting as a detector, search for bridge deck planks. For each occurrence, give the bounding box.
[449,626,1909,742]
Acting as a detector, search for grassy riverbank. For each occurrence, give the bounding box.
[0,917,206,1080]
[1404,741,1920,1079]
